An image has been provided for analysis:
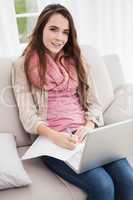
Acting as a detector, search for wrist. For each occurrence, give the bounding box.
[38,124,59,141]
[85,120,95,128]
[47,130,59,141]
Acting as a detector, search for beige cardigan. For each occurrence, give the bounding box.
[11,54,104,136]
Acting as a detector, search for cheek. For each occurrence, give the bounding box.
[43,30,53,45]
[42,30,47,46]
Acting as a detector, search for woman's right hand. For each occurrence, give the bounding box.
[52,132,78,150]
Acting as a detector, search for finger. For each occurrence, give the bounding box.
[75,126,83,135]
[78,133,85,142]
[75,130,85,141]
[67,142,77,150]
[68,135,78,144]
[75,127,85,136]
[79,134,86,143]
[76,130,88,142]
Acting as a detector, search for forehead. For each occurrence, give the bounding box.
[46,13,69,29]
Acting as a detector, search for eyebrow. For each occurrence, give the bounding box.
[49,25,69,32]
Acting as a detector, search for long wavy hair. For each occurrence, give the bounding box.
[22,4,89,111]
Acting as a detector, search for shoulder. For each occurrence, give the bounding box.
[11,55,27,83]
[12,55,25,71]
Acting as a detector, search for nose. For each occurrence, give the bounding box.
[55,32,65,41]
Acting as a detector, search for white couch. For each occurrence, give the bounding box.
[0,46,132,200]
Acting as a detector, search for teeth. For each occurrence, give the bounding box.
[52,42,63,47]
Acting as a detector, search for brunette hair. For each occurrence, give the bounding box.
[22,4,89,111]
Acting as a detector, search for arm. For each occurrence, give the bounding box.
[11,56,46,135]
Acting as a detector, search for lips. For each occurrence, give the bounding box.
[51,42,63,48]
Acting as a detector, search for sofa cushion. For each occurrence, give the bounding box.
[81,45,114,112]
[0,134,31,190]
[1,146,133,200]
[0,58,31,147]
[103,84,133,124]
[0,146,86,200]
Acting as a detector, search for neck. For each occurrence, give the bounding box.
[45,49,57,60]
[45,49,63,61]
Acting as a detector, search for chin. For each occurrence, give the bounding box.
[51,50,61,55]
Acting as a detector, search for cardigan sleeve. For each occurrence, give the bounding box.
[11,56,46,135]
[81,54,104,127]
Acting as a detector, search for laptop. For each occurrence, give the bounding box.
[66,118,133,174]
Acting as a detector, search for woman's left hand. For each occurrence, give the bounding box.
[75,121,95,143]
[85,120,95,129]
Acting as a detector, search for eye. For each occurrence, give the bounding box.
[50,28,57,31]
[64,32,69,35]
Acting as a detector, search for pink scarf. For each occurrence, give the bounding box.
[28,51,79,91]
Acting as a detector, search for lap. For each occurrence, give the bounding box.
[41,156,113,192]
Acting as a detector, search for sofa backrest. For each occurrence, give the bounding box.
[0,57,31,147]
[81,45,114,112]
[102,54,125,91]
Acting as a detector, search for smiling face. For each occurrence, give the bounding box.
[42,13,69,59]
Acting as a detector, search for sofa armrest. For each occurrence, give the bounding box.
[103,84,133,125]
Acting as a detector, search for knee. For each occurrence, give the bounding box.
[97,177,114,196]
[115,160,133,186]
[120,168,133,189]
[87,176,114,198]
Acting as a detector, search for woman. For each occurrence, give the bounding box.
[12,4,133,200]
